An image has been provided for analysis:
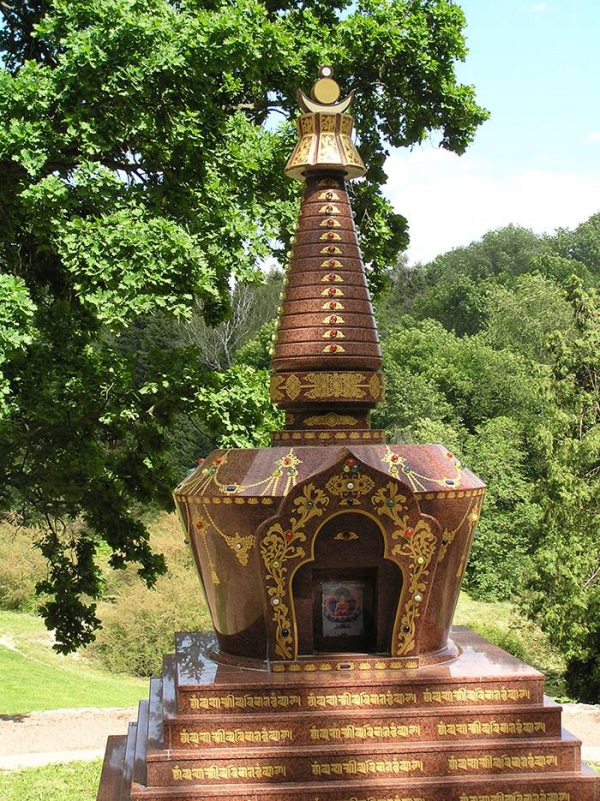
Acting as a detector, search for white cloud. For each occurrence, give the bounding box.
[383,147,600,264]
[586,131,600,143]
[523,2,552,12]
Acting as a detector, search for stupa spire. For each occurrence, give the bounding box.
[270,68,385,446]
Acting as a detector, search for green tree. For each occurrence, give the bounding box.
[374,318,550,601]
[484,273,575,363]
[550,213,600,281]
[524,279,600,700]
[0,0,487,650]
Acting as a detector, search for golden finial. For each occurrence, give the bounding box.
[285,67,365,181]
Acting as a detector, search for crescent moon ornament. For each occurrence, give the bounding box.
[297,88,355,115]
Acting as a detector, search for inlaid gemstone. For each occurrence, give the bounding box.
[405,528,414,537]
[284,531,294,541]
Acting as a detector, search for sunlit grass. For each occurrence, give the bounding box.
[0,610,144,715]
[0,759,102,801]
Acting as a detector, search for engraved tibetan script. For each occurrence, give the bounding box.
[188,693,301,710]
[179,727,293,745]
[172,764,287,781]
[311,758,423,777]
[438,720,546,736]
[310,723,421,741]
[423,687,531,703]
[341,797,425,801]
[458,794,570,801]
[307,691,417,708]
[449,754,558,771]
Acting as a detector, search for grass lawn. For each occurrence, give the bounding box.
[0,610,145,715]
[0,759,102,800]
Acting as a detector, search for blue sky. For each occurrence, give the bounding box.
[384,0,600,263]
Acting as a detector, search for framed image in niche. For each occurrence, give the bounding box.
[312,569,376,653]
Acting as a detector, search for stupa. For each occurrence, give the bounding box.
[97,69,600,801]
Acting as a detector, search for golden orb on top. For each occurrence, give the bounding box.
[312,66,341,105]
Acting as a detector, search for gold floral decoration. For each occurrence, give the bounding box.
[223,533,255,567]
[304,413,358,427]
[372,481,437,655]
[261,483,329,659]
[326,472,374,505]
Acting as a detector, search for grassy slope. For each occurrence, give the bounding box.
[0,610,145,715]
[0,760,102,800]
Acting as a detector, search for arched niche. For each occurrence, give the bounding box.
[257,448,443,663]
[292,510,402,655]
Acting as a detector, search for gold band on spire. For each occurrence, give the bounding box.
[284,68,366,181]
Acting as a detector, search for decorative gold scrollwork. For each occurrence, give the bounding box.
[261,483,329,658]
[372,481,437,655]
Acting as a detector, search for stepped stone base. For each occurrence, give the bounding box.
[97,627,600,801]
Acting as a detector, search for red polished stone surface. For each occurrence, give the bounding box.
[272,176,381,374]
[97,629,600,801]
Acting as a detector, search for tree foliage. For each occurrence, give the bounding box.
[0,0,487,650]
[374,222,600,699]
